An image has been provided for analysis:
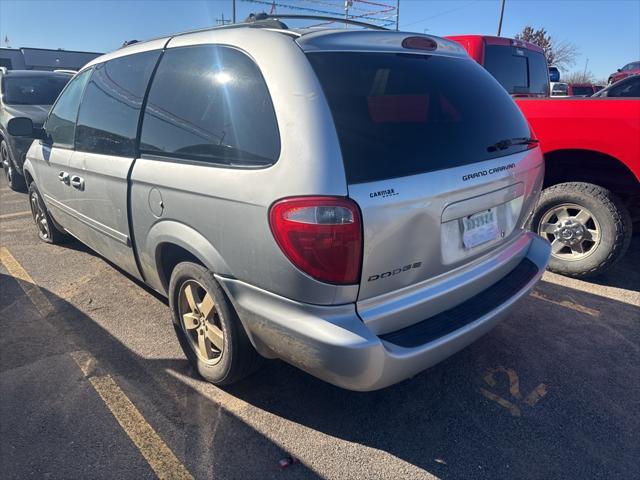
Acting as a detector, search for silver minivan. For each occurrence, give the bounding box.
[12,20,550,391]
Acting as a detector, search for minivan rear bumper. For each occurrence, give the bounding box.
[217,232,550,391]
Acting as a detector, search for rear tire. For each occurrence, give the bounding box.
[28,183,66,244]
[1,140,26,192]
[168,261,262,385]
[531,182,632,278]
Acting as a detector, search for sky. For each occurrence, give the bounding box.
[0,0,638,81]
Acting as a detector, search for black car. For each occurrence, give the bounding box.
[592,74,640,98]
[0,68,71,190]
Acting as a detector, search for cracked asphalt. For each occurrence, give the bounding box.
[1,174,639,479]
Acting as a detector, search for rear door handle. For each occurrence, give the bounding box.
[58,171,70,185]
[70,175,85,191]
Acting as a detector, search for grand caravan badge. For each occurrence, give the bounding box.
[462,163,516,182]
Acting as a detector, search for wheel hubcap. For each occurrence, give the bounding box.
[178,280,224,364]
[538,203,601,261]
[29,191,51,239]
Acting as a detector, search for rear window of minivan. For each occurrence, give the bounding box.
[307,52,532,184]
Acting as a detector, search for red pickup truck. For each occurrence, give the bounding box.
[447,34,640,277]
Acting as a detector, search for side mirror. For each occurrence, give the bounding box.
[7,117,47,140]
[7,117,34,136]
[617,68,622,72]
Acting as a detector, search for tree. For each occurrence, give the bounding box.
[563,70,595,84]
[515,26,578,72]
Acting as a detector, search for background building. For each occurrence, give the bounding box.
[0,47,101,71]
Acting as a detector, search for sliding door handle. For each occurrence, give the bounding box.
[70,175,85,191]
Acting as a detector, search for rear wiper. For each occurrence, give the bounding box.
[487,137,539,152]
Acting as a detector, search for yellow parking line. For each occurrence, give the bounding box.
[530,290,600,317]
[0,247,54,317]
[1,247,193,480]
[70,351,194,480]
[0,210,31,220]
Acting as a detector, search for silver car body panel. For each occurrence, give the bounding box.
[349,148,544,333]
[217,232,550,391]
[65,150,140,278]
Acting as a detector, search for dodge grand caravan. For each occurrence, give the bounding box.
[10,20,550,391]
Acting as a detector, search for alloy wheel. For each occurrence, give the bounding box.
[1,144,11,183]
[538,203,601,261]
[178,280,224,364]
[29,191,51,240]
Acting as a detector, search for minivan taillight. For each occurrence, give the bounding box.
[269,197,362,285]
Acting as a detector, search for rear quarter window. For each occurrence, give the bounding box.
[140,45,280,167]
[307,52,531,184]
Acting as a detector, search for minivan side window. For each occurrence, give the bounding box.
[140,45,280,166]
[45,68,92,147]
[75,51,160,157]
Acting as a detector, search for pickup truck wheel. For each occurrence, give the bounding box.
[28,183,66,244]
[531,182,632,278]
[1,140,26,192]
[169,262,262,386]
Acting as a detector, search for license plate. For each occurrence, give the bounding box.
[462,209,499,249]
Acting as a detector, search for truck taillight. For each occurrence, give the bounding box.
[269,197,362,285]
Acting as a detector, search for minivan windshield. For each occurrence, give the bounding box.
[2,75,69,105]
[483,45,549,96]
[307,52,532,184]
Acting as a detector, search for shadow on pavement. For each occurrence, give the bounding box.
[0,272,320,480]
[226,278,640,479]
[586,233,640,291]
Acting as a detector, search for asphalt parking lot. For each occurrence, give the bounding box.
[1,175,639,480]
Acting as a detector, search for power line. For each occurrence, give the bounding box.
[400,0,480,29]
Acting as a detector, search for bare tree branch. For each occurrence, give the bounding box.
[515,25,579,72]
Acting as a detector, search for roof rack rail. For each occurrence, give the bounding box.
[261,14,388,31]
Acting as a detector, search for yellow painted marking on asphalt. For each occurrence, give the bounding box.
[70,351,194,480]
[0,210,31,220]
[1,247,193,480]
[0,247,54,317]
[530,289,600,317]
[524,383,548,407]
[481,367,548,417]
[479,388,521,417]
[483,366,522,400]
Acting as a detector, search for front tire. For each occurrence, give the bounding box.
[531,182,632,278]
[168,261,262,385]
[1,140,26,192]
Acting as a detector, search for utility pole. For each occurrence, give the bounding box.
[344,0,352,29]
[497,0,506,36]
[583,58,589,80]
[232,0,236,23]
[395,0,400,31]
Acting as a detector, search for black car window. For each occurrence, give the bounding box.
[46,69,92,147]
[75,51,160,156]
[483,45,549,96]
[571,86,594,96]
[608,77,640,97]
[307,52,532,184]
[140,45,280,166]
[1,75,69,105]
